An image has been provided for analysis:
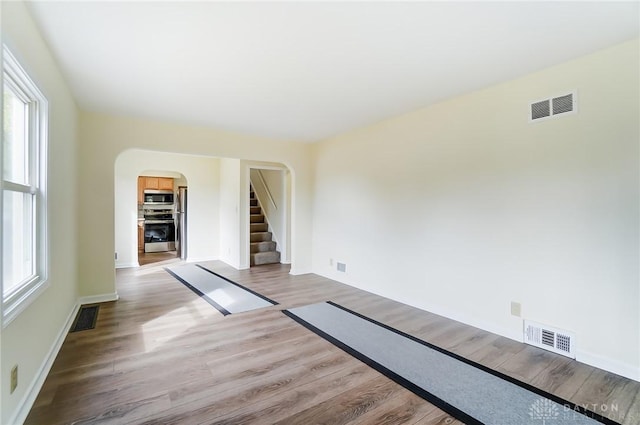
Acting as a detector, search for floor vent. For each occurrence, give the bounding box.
[530,91,576,122]
[523,320,575,358]
[70,305,100,332]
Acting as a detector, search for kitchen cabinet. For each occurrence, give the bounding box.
[137,177,145,204]
[138,176,174,203]
[138,221,144,253]
[145,177,160,190]
[158,178,173,190]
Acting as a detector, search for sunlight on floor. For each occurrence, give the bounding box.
[207,288,237,308]
[140,299,212,352]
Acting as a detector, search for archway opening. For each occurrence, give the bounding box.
[137,171,187,266]
[114,150,294,273]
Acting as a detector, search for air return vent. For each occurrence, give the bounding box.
[524,320,575,358]
[529,92,576,122]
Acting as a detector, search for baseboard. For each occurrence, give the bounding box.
[577,350,639,382]
[78,292,119,305]
[399,297,523,345]
[7,301,80,425]
[289,267,312,276]
[8,291,121,424]
[218,257,241,270]
[185,256,218,263]
[115,262,139,269]
[314,268,640,383]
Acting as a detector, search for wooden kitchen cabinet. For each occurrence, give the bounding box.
[145,177,160,189]
[138,176,174,203]
[138,177,145,204]
[138,222,144,253]
[158,178,173,190]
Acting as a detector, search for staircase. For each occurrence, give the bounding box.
[250,186,281,266]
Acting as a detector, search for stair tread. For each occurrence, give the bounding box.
[250,250,281,266]
[251,251,280,256]
[249,185,278,265]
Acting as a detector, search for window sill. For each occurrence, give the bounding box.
[2,279,50,328]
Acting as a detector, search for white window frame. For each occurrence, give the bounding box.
[2,46,49,327]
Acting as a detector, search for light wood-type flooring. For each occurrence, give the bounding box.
[25,261,640,424]
[137,251,178,266]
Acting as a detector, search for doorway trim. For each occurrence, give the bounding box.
[241,162,291,269]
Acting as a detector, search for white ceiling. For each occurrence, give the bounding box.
[26,1,639,142]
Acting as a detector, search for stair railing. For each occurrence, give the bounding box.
[255,169,277,210]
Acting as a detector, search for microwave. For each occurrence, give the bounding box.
[144,190,174,205]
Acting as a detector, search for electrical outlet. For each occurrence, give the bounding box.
[10,365,18,394]
[511,301,522,317]
[337,262,346,273]
[329,258,333,266]
[115,252,118,260]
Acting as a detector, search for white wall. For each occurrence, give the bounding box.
[311,39,639,380]
[78,110,314,300]
[219,158,241,268]
[114,150,221,268]
[250,168,290,262]
[1,2,80,423]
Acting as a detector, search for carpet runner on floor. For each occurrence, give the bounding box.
[284,301,619,425]
[166,264,277,315]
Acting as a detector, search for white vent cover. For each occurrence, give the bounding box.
[524,320,575,358]
[529,91,577,122]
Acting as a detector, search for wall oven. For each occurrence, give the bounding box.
[143,208,176,252]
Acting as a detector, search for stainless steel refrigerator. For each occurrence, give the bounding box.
[176,186,187,260]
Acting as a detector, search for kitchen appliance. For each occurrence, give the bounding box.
[176,186,187,260]
[143,189,174,205]
[143,207,175,252]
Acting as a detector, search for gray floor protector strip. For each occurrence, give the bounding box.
[284,301,619,425]
[166,263,276,315]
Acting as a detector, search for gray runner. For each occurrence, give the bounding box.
[166,264,276,315]
[284,301,618,425]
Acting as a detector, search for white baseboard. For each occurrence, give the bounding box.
[289,267,312,276]
[314,268,640,383]
[79,292,119,305]
[115,262,139,269]
[8,292,121,424]
[186,256,218,263]
[8,302,80,425]
[577,350,640,382]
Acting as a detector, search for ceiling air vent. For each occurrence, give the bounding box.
[524,320,575,358]
[530,91,576,122]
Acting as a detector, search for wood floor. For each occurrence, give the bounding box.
[137,251,178,266]
[25,261,640,425]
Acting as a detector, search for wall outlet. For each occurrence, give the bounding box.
[329,258,333,266]
[115,252,118,260]
[511,301,522,317]
[337,262,347,273]
[10,365,18,394]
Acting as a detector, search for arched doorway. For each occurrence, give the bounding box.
[114,151,293,271]
[137,171,187,266]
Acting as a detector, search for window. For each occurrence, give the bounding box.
[2,46,48,325]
